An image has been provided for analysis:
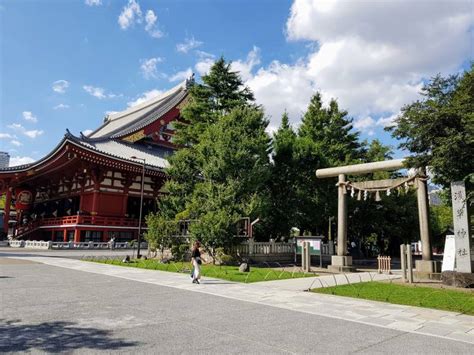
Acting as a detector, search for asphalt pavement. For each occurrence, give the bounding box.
[1,251,473,354]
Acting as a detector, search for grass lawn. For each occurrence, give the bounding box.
[87,258,317,283]
[312,281,474,315]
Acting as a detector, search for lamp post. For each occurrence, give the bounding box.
[131,156,145,259]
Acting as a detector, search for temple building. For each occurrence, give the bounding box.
[0,78,192,243]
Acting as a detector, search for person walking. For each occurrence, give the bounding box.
[191,241,202,284]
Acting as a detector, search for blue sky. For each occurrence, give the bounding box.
[1,0,472,166]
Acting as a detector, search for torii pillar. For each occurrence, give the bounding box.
[316,159,439,274]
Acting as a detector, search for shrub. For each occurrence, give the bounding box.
[214,247,236,265]
[171,243,190,261]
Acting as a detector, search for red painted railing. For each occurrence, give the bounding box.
[15,215,143,238]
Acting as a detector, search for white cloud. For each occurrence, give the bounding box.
[52,80,69,94]
[83,85,118,99]
[0,133,12,139]
[22,111,37,123]
[233,0,471,135]
[8,123,24,131]
[10,156,35,166]
[127,89,163,107]
[353,116,376,136]
[7,123,43,139]
[140,57,163,79]
[24,130,44,139]
[283,0,471,117]
[169,68,193,82]
[231,46,261,81]
[85,0,102,6]
[144,9,163,38]
[118,2,163,38]
[53,104,70,110]
[145,9,157,30]
[196,50,214,59]
[246,59,316,124]
[376,112,399,128]
[83,85,106,99]
[10,140,22,147]
[195,58,215,76]
[118,0,142,30]
[177,36,203,54]
[147,29,164,39]
[82,129,93,136]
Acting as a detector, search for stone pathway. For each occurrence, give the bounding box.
[260,270,400,291]
[11,256,474,345]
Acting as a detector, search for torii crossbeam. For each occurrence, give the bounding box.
[316,159,440,274]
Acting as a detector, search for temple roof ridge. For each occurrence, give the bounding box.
[88,77,191,139]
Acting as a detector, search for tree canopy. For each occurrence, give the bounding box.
[389,64,474,187]
[149,57,270,254]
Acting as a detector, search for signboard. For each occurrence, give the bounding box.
[441,235,456,272]
[296,236,323,256]
[451,181,472,273]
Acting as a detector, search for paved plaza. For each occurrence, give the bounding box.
[1,250,473,354]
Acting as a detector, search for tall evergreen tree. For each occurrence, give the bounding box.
[268,112,299,238]
[151,58,270,254]
[188,107,271,251]
[175,57,255,146]
[299,93,361,165]
[293,93,361,235]
[162,57,256,218]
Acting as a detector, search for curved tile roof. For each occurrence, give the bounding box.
[89,78,191,139]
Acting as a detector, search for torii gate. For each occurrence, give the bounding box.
[316,159,440,274]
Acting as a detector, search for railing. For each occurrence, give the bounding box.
[377,255,392,274]
[15,215,143,238]
[24,240,52,250]
[231,241,334,256]
[232,241,295,256]
[9,240,25,248]
[9,240,148,250]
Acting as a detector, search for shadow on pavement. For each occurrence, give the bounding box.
[0,319,140,353]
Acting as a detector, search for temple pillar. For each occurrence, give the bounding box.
[3,188,11,234]
[90,167,104,217]
[122,194,128,216]
[74,228,81,243]
[91,185,99,216]
[63,229,68,242]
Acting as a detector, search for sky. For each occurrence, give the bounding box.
[0,0,472,166]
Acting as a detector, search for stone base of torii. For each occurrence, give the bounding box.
[316,159,441,274]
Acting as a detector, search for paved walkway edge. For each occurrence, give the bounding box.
[12,256,474,345]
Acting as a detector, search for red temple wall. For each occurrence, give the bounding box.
[80,193,93,212]
[98,192,125,216]
[79,192,126,216]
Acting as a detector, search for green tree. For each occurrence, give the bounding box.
[163,57,257,217]
[299,94,361,166]
[389,65,474,187]
[175,57,254,146]
[144,212,177,259]
[293,93,361,235]
[267,112,299,238]
[430,204,453,249]
[188,106,271,252]
[156,58,270,254]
